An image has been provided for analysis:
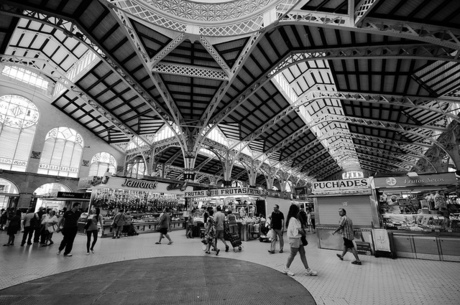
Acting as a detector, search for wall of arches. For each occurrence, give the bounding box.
[0,76,124,178]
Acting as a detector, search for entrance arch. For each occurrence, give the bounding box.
[34,183,71,212]
[0,178,20,209]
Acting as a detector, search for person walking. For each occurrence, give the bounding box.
[3,210,21,246]
[33,207,46,243]
[21,208,37,246]
[155,207,173,245]
[282,204,317,276]
[204,210,219,255]
[214,206,229,252]
[112,209,126,239]
[309,208,316,233]
[57,202,82,257]
[85,207,103,254]
[44,210,58,246]
[333,208,362,265]
[268,204,284,254]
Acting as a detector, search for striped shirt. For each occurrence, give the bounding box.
[339,215,354,240]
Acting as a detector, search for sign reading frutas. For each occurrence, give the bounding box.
[121,179,157,189]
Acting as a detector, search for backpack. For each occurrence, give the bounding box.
[29,213,39,228]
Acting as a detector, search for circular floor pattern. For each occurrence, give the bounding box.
[0,256,316,305]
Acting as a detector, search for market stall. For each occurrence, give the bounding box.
[78,176,192,237]
[372,172,460,261]
[313,178,376,252]
[185,187,266,241]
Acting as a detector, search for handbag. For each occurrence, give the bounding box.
[301,235,308,246]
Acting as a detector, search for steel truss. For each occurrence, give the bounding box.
[234,90,457,151]
[0,4,181,140]
[281,10,460,50]
[152,63,228,80]
[354,0,380,25]
[107,0,298,37]
[0,55,145,140]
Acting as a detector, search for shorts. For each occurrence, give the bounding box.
[158,227,168,235]
[215,230,224,239]
[343,237,354,249]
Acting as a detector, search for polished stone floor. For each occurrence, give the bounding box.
[0,230,459,305]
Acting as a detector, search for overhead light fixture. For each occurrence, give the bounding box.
[407,172,418,178]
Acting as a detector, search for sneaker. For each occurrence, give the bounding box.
[57,250,62,255]
[305,268,318,276]
[167,241,173,245]
[216,249,220,256]
[155,242,161,244]
[336,254,343,261]
[116,236,120,239]
[351,261,362,265]
[86,252,90,255]
[225,245,229,252]
[279,249,283,253]
[91,250,95,254]
[282,268,295,276]
[268,250,275,254]
[205,251,211,254]
[63,253,72,257]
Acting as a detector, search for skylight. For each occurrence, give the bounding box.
[2,66,49,91]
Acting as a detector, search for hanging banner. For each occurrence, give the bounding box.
[185,187,267,198]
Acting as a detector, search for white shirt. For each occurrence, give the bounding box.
[287,217,302,239]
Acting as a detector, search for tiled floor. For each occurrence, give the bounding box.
[1,230,459,305]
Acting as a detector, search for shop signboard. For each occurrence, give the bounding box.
[312,178,371,196]
[56,192,91,199]
[185,187,267,198]
[373,172,456,188]
[78,176,193,194]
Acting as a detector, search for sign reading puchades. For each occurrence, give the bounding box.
[373,172,456,188]
[312,178,371,196]
[185,187,267,198]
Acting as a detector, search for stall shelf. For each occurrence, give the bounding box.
[372,172,460,261]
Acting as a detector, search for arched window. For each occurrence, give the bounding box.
[126,156,145,179]
[38,127,83,177]
[89,152,117,176]
[0,178,19,209]
[34,183,71,212]
[0,95,39,171]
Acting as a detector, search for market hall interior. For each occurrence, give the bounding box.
[1,230,459,305]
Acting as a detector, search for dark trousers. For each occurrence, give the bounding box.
[21,226,34,245]
[86,230,98,252]
[59,227,78,255]
[33,226,43,242]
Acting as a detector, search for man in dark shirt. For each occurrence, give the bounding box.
[268,204,285,254]
[57,202,82,257]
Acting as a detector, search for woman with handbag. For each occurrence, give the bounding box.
[3,210,21,246]
[282,204,317,277]
[85,207,103,254]
[44,210,58,246]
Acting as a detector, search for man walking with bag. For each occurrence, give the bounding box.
[57,202,82,257]
[333,208,362,265]
[268,204,284,254]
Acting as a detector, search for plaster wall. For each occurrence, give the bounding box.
[0,77,125,176]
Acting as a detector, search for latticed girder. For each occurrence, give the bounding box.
[0,55,140,140]
[311,114,447,134]
[274,46,460,78]
[359,160,397,172]
[337,149,417,171]
[109,0,298,37]
[197,32,262,145]
[199,36,232,78]
[281,10,460,50]
[2,4,179,132]
[234,90,458,151]
[332,142,420,164]
[150,33,186,69]
[107,5,186,141]
[152,63,229,80]
[194,156,214,172]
